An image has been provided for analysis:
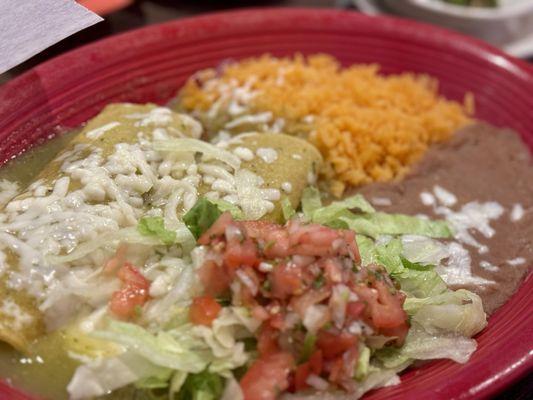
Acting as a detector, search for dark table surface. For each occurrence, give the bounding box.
[0,1,531,398]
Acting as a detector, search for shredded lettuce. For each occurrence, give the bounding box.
[220,376,244,400]
[312,194,375,225]
[135,368,174,390]
[210,199,244,220]
[138,216,177,245]
[376,325,478,368]
[169,371,189,398]
[281,197,296,222]
[92,320,212,373]
[302,190,452,239]
[79,307,255,398]
[400,256,433,271]
[183,197,223,239]
[401,235,450,265]
[356,235,378,265]
[67,352,170,399]
[374,238,448,298]
[46,225,194,265]
[404,289,487,337]
[355,345,371,381]
[175,370,224,400]
[339,212,452,239]
[301,186,322,217]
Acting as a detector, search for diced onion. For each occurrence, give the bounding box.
[306,374,329,391]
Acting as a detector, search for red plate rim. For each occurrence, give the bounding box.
[0,8,532,400]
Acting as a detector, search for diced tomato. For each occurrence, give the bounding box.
[270,263,303,299]
[199,260,232,297]
[241,220,275,238]
[110,286,148,319]
[103,243,128,274]
[267,311,285,330]
[346,301,366,320]
[252,305,269,322]
[189,296,221,327]
[308,350,323,375]
[109,263,150,319]
[289,222,343,257]
[242,220,290,258]
[353,280,407,329]
[257,325,280,357]
[327,347,358,387]
[240,352,294,400]
[327,356,344,384]
[224,237,260,270]
[294,362,311,391]
[117,263,149,288]
[380,323,410,346]
[294,347,324,391]
[317,331,358,360]
[198,212,234,245]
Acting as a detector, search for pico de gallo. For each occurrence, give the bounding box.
[191,212,409,399]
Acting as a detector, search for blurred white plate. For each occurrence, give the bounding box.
[354,0,533,58]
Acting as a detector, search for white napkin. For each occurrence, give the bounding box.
[0,0,102,74]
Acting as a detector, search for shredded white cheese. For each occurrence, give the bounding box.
[421,186,504,254]
[0,179,18,208]
[507,257,526,266]
[0,298,34,331]
[225,112,272,129]
[433,185,457,207]
[479,260,499,272]
[85,121,120,139]
[233,147,255,161]
[510,203,525,222]
[281,182,292,194]
[371,197,392,207]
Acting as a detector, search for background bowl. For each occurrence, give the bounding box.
[0,8,532,400]
[356,0,533,57]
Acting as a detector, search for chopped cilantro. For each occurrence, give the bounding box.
[175,370,223,400]
[312,274,325,289]
[264,240,276,251]
[299,333,317,363]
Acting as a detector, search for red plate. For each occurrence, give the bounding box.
[0,8,531,400]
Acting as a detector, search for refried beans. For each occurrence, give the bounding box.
[356,123,532,314]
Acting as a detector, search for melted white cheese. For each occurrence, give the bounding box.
[436,242,494,286]
[421,186,504,254]
[224,112,273,129]
[0,179,19,208]
[0,298,34,330]
[256,147,278,164]
[281,182,292,194]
